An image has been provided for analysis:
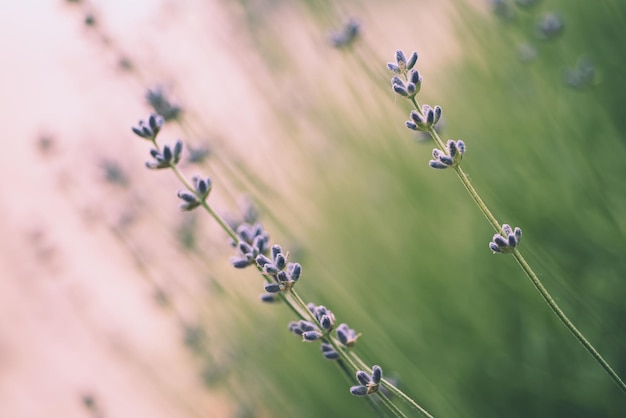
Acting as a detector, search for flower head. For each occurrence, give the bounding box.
[350,365,383,396]
[132,113,164,141]
[489,224,523,254]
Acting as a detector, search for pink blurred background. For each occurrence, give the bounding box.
[0,2,234,416]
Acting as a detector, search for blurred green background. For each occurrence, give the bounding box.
[9,0,625,417]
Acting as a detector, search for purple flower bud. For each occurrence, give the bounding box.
[274,253,286,271]
[231,256,252,269]
[299,321,317,332]
[508,234,517,248]
[321,343,340,360]
[396,50,406,66]
[337,324,349,345]
[238,241,253,255]
[393,85,409,96]
[350,385,368,396]
[264,283,282,293]
[371,365,383,384]
[391,76,405,88]
[260,293,279,303]
[173,140,183,163]
[271,245,282,260]
[252,235,268,254]
[457,140,466,155]
[409,69,421,85]
[387,63,401,73]
[276,271,287,283]
[237,224,252,242]
[288,321,303,335]
[356,371,371,386]
[193,176,212,197]
[148,113,164,133]
[162,145,172,162]
[263,264,278,275]
[439,155,454,166]
[448,140,458,158]
[489,242,502,253]
[426,108,435,126]
[177,190,197,203]
[256,254,271,268]
[429,160,449,170]
[302,330,323,342]
[407,51,418,70]
[410,110,424,125]
[434,105,442,123]
[320,315,333,331]
[288,263,301,281]
[493,234,508,247]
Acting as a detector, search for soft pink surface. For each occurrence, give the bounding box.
[0,2,231,417]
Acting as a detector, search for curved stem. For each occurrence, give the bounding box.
[376,392,407,418]
[451,165,500,232]
[413,111,626,394]
[513,249,626,393]
[381,378,435,418]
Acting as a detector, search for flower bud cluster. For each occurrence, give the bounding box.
[146,139,183,169]
[537,12,564,40]
[330,19,360,49]
[387,50,420,98]
[350,365,383,397]
[230,223,270,269]
[319,322,361,360]
[406,105,442,132]
[429,140,466,170]
[288,320,323,342]
[146,88,182,121]
[336,323,360,347]
[489,224,523,254]
[387,50,418,75]
[132,113,164,141]
[307,303,336,332]
[176,176,212,211]
[257,245,302,294]
[321,343,340,360]
[286,302,360,361]
[391,69,422,98]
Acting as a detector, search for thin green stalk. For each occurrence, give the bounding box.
[450,164,500,231]
[512,249,626,393]
[377,392,408,418]
[407,96,626,394]
[381,378,435,418]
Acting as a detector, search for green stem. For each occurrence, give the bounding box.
[408,105,626,394]
[380,378,434,418]
[512,249,626,393]
[451,165,500,232]
[376,392,407,418]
